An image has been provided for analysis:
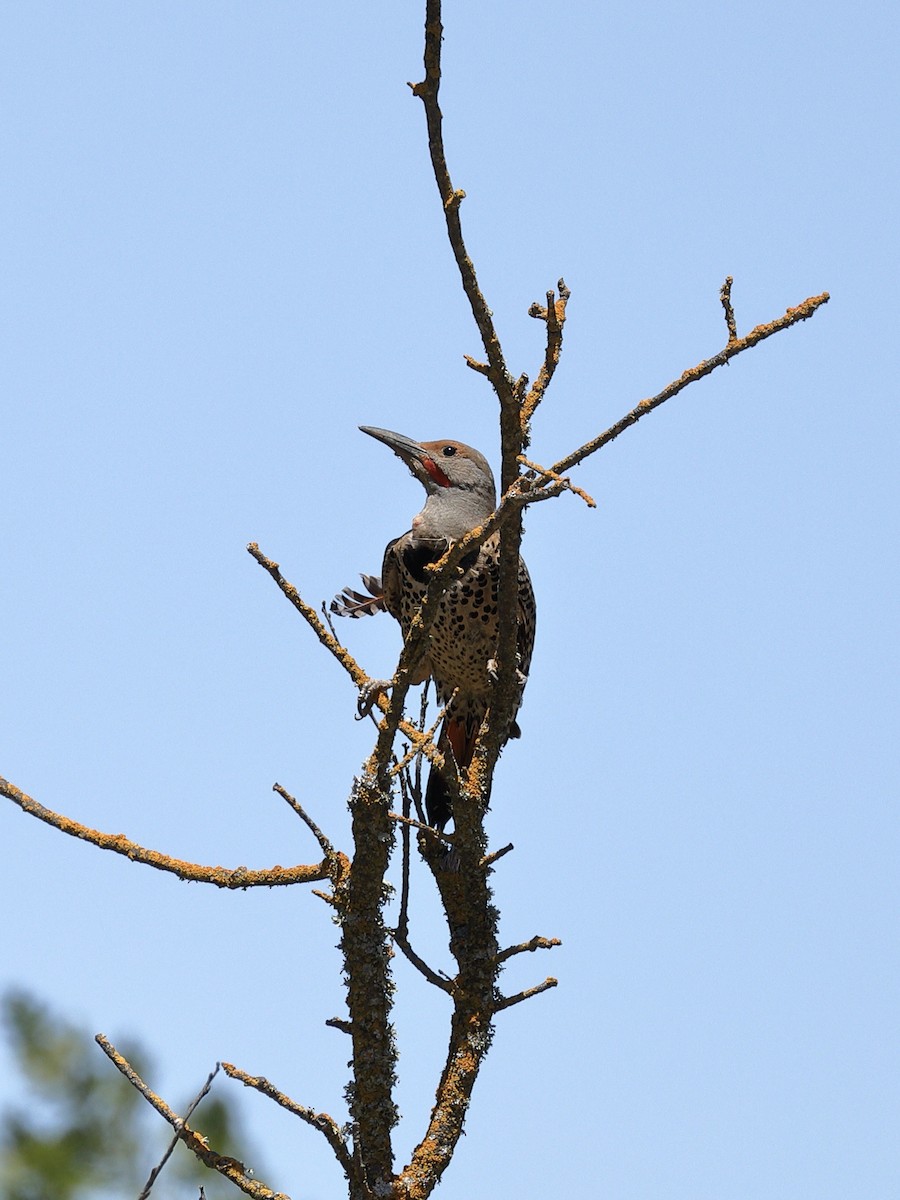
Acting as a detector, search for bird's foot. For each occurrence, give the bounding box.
[356,678,392,720]
[486,658,528,693]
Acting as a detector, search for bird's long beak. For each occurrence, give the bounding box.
[359,425,452,489]
[359,426,426,465]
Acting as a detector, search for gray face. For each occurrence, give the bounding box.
[360,427,497,541]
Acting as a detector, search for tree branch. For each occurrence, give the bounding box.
[1,774,331,888]
[273,782,336,859]
[388,810,452,843]
[248,541,442,767]
[720,274,738,343]
[481,842,515,868]
[496,935,562,965]
[247,542,369,685]
[221,1062,357,1183]
[95,1036,285,1199]
[522,278,571,427]
[548,287,830,478]
[391,927,453,993]
[409,0,513,400]
[398,800,501,1196]
[139,1064,220,1199]
[494,977,559,1012]
[517,454,597,508]
[335,773,398,1192]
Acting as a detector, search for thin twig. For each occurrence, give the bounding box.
[272,782,336,858]
[547,290,830,479]
[247,542,367,685]
[388,702,445,777]
[522,278,571,426]
[221,1062,356,1180]
[392,745,455,995]
[464,354,491,376]
[321,598,341,642]
[2,775,329,888]
[248,542,442,767]
[494,977,559,1012]
[720,274,738,343]
[408,0,513,399]
[496,935,562,965]
[139,1065,220,1198]
[481,842,514,868]
[411,684,429,824]
[517,454,596,507]
[326,1017,352,1035]
[396,753,414,942]
[95,1037,285,1199]
[388,810,452,844]
[392,929,453,993]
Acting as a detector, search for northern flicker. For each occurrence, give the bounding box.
[332,426,536,831]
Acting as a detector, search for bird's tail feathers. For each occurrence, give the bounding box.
[330,574,385,618]
[424,716,479,831]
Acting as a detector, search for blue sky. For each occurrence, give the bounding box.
[1,2,897,1197]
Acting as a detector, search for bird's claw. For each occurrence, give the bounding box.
[486,658,528,693]
[356,679,392,720]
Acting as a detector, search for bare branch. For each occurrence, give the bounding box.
[388,696,447,779]
[494,977,559,1012]
[720,274,738,343]
[398,795,502,1196]
[247,542,367,685]
[139,1065,220,1199]
[388,810,452,843]
[481,842,514,868]
[396,757,415,943]
[549,289,830,478]
[522,278,571,426]
[221,1061,356,1181]
[409,0,513,400]
[391,928,453,993]
[1,774,330,888]
[248,541,444,768]
[273,782,336,858]
[496,935,562,965]
[517,454,596,508]
[95,1037,285,1199]
[335,773,399,1188]
[326,1017,352,1035]
[464,354,491,376]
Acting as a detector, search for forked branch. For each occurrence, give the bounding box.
[547,288,830,479]
[96,1036,286,1199]
[523,278,572,426]
[1,774,331,888]
[139,1065,221,1199]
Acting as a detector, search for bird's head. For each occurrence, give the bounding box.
[360,426,496,540]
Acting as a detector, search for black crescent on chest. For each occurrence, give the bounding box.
[401,540,480,584]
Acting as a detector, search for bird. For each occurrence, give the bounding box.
[331,426,536,831]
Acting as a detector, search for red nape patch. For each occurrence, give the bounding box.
[422,456,452,487]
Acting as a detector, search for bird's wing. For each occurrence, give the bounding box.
[380,535,406,623]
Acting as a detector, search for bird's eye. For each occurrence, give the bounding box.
[441,445,457,457]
